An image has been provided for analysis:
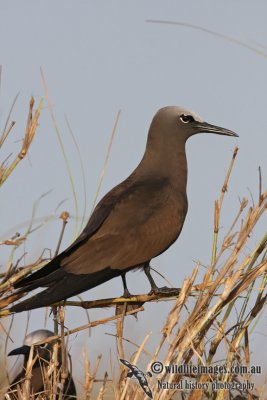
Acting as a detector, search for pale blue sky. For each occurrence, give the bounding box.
[1,1,267,395]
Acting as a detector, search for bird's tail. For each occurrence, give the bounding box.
[10,267,122,313]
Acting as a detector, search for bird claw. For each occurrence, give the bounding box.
[149,286,180,295]
[121,289,132,298]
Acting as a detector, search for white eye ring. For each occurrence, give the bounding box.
[39,343,48,349]
[180,114,194,124]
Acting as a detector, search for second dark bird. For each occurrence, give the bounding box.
[6,329,76,399]
[10,106,238,313]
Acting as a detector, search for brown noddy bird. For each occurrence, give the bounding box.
[10,106,238,313]
[6,329,76,399]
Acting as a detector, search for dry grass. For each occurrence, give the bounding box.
[0,96,43,187]
[0,98,266,399]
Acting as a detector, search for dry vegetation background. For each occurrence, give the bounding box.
[0,81,266,399]
[0,18,267,398]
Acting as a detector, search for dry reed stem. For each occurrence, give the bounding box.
[210,147,239,277]
[116,303,127,362]
[40,67,80,239]
[0,96,43,186]
[105,333,152,358]
[54,212,70,257]
[119,332,152,400]
[23,345,35,399]
[83,353,103,399]
[90,110,121,214]
[0,121,16,148]
[96,372,109,400]
[0,259,48,310]
[0,259,47,293]
[26,307,145,349]
[1,90,20,148]
[59,307,67,400]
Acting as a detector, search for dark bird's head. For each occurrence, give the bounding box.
[8,329,55,367]
[147,106,238,150]
[142,106,238,174]
[8,329,77,397]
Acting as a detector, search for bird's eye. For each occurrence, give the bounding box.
[39,343,48,349]
[180,114,194,124]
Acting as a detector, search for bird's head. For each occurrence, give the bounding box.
[8,329,55,366]
[149,106,238,146]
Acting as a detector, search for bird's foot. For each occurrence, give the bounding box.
[149,286,180,296]
[121,288,132,298]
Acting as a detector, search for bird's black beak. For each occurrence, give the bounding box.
[8,345,30,357]
[196,121,239,137]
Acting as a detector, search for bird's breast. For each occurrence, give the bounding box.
[153,188,188,253]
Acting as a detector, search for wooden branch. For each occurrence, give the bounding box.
[63,290,182,309]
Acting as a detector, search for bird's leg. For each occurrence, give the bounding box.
[121,272,131,298]
[144,263,179,295]
[143,263,159,292]
[117,272,141,319]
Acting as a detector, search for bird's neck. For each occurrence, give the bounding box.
[137,140,188,192]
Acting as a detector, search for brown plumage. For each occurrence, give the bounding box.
[10,106,238,313]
